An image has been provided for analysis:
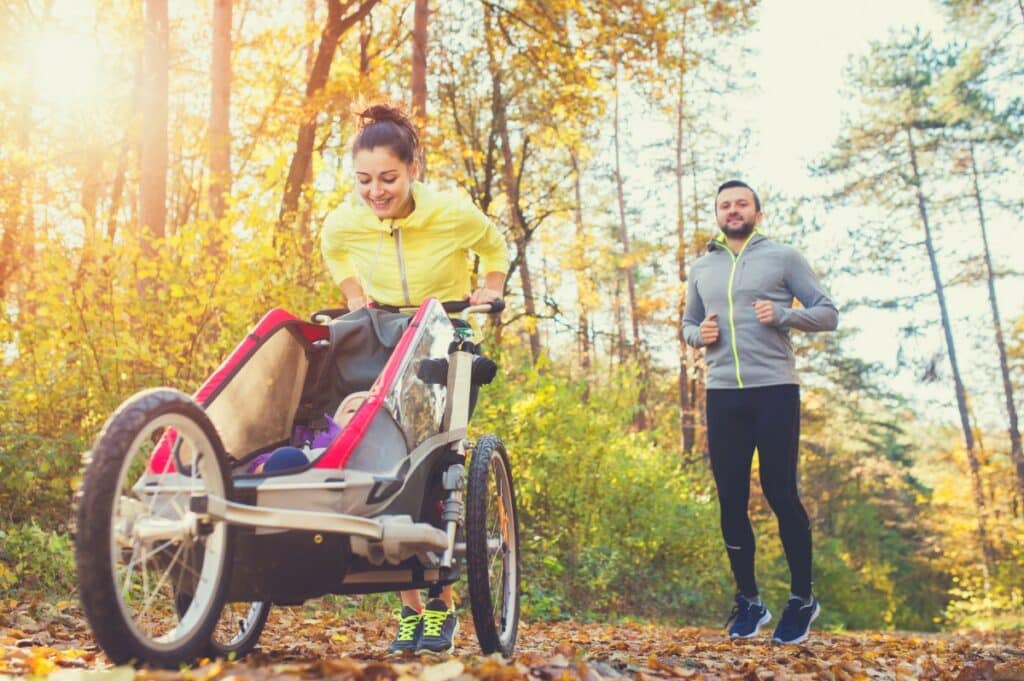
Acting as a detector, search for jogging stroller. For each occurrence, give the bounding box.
[74,298,519,668]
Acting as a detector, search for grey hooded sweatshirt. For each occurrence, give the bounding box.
[683,232,838,389]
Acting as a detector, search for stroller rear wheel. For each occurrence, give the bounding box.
[76,389,233,668]
[465,435,520,656]
[208,600,270,659]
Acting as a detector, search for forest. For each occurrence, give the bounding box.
[0,0,1021,647]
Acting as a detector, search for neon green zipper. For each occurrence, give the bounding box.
[724,233,756,388]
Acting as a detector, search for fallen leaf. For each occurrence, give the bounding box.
[421,659,465,681]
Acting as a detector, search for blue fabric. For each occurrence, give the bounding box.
[263,446,309,472]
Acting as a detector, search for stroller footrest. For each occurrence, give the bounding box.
[351,515,449,566]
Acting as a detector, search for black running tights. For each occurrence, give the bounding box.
[706,384,812,599]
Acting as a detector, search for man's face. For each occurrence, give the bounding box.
[716,186,762,239]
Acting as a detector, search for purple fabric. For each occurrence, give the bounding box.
[293,414,341,449]
[247,415,341,474]
[246,452,272,474]
[312,414,342,448]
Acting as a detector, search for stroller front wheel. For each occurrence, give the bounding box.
[465,435,520,656]
[75,388,233,668]
[208,600,271,659]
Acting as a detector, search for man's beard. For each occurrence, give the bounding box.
[719,218,756,239]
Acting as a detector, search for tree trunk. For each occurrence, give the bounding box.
[359,13,372,77]
[485,5,539,365]
[140,0,169,241]
[613,278,624,368]
[612,58,645,430]
[674,41,693,454]
[906,127,996,577]
[209,0,232,222]
[279,0,380,237]
[305,0,318,72]
[411,0,428,124]
[570,150,591,385]
[968,142,1023,499]
[296,0,319,264]
[107,138,129,241]
[689,147,708,455]
[497,112,540,366]
[81,132,102,248]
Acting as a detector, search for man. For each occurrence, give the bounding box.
[683,180,838,644]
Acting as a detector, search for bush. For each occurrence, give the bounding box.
[0,426,85,530]
[473,355,733,623]
[0,522,76,598]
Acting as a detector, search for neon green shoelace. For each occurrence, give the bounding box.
[396,612,421,641]
[421,608,450,637]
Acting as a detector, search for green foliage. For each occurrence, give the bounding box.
[944,568,1024,630]
[473,353,730,622]
[0,210,336,527]
[0,425,85,530]
[0,522,75,598]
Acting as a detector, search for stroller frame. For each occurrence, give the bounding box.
[74,299,520,668]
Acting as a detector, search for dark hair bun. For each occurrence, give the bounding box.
[352,103,421,165]
[357,104,411,128]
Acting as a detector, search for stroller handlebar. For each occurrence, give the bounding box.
[311,299,504,324]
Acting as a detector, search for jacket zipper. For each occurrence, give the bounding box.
[725,234,756,388]
[392,223,411,306]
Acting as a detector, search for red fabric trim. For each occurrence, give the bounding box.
[148,308,329,474]
[315,300,432,470]
[149,430,177,475]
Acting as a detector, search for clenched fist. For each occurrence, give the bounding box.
[700,313,720,346]
[753,299,776,325]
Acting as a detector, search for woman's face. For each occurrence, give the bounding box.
[354,146,419,220]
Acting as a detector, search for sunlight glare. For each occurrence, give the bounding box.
[28,28,101,111]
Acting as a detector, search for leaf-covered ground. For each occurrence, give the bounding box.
[2,600,1023,680]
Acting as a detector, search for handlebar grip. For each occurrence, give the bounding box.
[311,307,350,323]
[441,299,505,314]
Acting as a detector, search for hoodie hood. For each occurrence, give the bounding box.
[348,182,448,233]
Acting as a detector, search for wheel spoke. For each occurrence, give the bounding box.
[137,540,187,631]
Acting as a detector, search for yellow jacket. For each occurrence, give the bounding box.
[321,183,509,307]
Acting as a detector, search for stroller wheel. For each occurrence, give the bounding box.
[465,435,520,656]
[208,600,271,659]
[75,389,233,668]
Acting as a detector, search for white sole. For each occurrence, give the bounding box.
[416,619,459,655]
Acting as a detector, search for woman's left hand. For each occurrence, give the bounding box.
[468,287,502,305]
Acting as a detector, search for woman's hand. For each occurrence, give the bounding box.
[468,287,502,306]
[340,277,368,311]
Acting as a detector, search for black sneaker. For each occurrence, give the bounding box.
[416,598,458,654]
[386,606,422,655]
[726,593,772,639]
[772,595,820,645]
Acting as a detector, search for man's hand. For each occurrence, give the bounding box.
[468,287,502,306]
[346,296,368,311]
[700,313,720,346]
[753,299,776,325]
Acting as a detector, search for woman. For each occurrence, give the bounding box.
[321,104,508,655]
